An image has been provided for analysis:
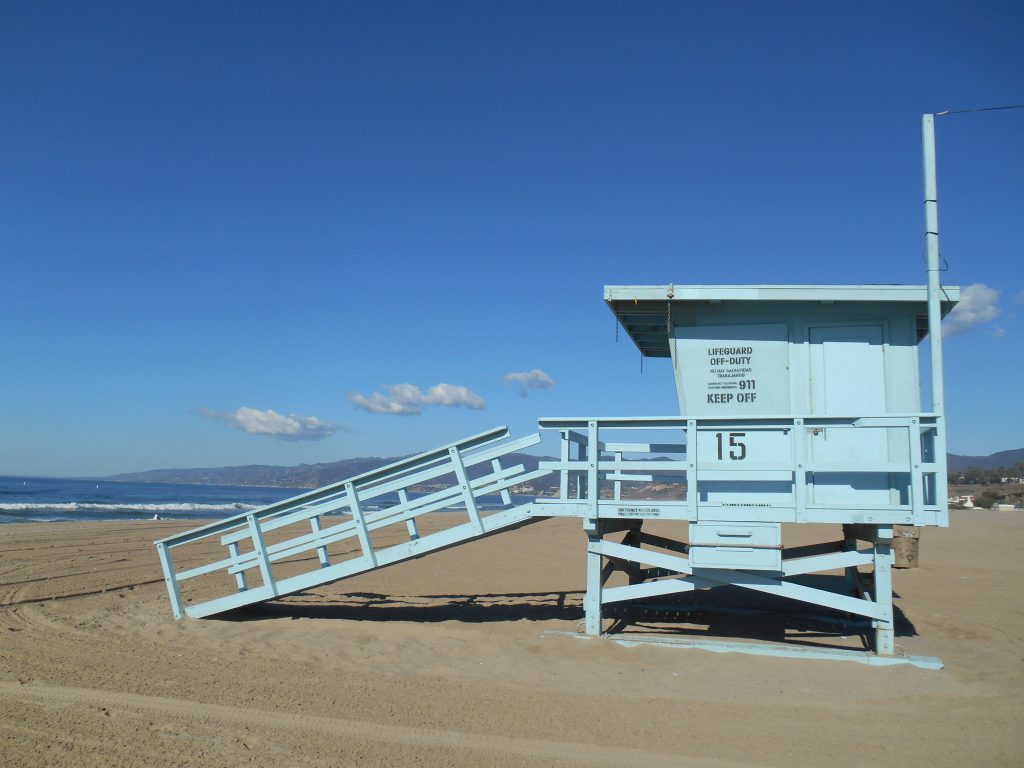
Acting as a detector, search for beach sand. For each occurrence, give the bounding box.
[1,510,1022,767]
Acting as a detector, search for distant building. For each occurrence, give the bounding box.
[948,494,975,508]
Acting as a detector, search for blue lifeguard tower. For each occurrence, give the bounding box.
[533,282,957,658]
[155,116,957,663]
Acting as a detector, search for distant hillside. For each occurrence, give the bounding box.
[947,448,1024,472]
[107,453,556,491]
[108,447,1023,491]
[107,456,401,489]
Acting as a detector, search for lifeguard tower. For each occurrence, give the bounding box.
[534,283,958,659]
[155,116,957,663]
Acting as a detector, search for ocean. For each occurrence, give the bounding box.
[0,475,302,525]
[0,475,533,525]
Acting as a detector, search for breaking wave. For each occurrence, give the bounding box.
[0,501,261,523]
[0,502,257,513]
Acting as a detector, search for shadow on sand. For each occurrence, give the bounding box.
[218,572,918,653]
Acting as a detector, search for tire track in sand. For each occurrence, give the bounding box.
[0,578,165,608]
[0,681,748,768]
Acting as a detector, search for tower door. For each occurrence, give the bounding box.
[808,325,889,505]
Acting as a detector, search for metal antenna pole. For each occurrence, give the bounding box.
[921,114,945,415]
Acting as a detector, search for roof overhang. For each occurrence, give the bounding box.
[605,284,961,358]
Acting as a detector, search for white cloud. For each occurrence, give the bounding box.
[348,383,485,416]
[200,407,339,441]
[943,283,1001,338]
[503,368,555,398]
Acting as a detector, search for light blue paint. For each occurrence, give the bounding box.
[540,280,957,655]
[155,428,545,620]
[156,277,957,663]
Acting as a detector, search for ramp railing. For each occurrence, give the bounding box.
[155,426,550,619]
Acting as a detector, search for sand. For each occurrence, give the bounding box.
[1,510,1022,767]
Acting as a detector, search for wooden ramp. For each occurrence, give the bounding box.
[155,427,549,619]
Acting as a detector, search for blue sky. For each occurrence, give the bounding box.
[1,1,1021,476]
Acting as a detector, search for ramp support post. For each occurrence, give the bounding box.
[156,542,184,619]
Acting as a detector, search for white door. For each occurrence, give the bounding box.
[808,325,889,505]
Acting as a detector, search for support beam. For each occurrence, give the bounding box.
[603,577,700,604]
[585,526,603,635]
[592,539,889,621]
[622,527,643,585]
[584,421,603,636]
[873,528,895,655]
[782,540,843,560]
[636,530,689,555]
[781,548,874,577]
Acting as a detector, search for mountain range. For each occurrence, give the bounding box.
[106,447,1024,489]
[106,453,555,490]
[947,447,1024,472]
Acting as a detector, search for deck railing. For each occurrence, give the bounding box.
[535,414,946,526]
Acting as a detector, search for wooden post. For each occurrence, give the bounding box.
[585,522,603,636]
[873,527,895,655]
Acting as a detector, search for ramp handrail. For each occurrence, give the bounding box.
[155,427,550,619]
[155,425,513,549]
